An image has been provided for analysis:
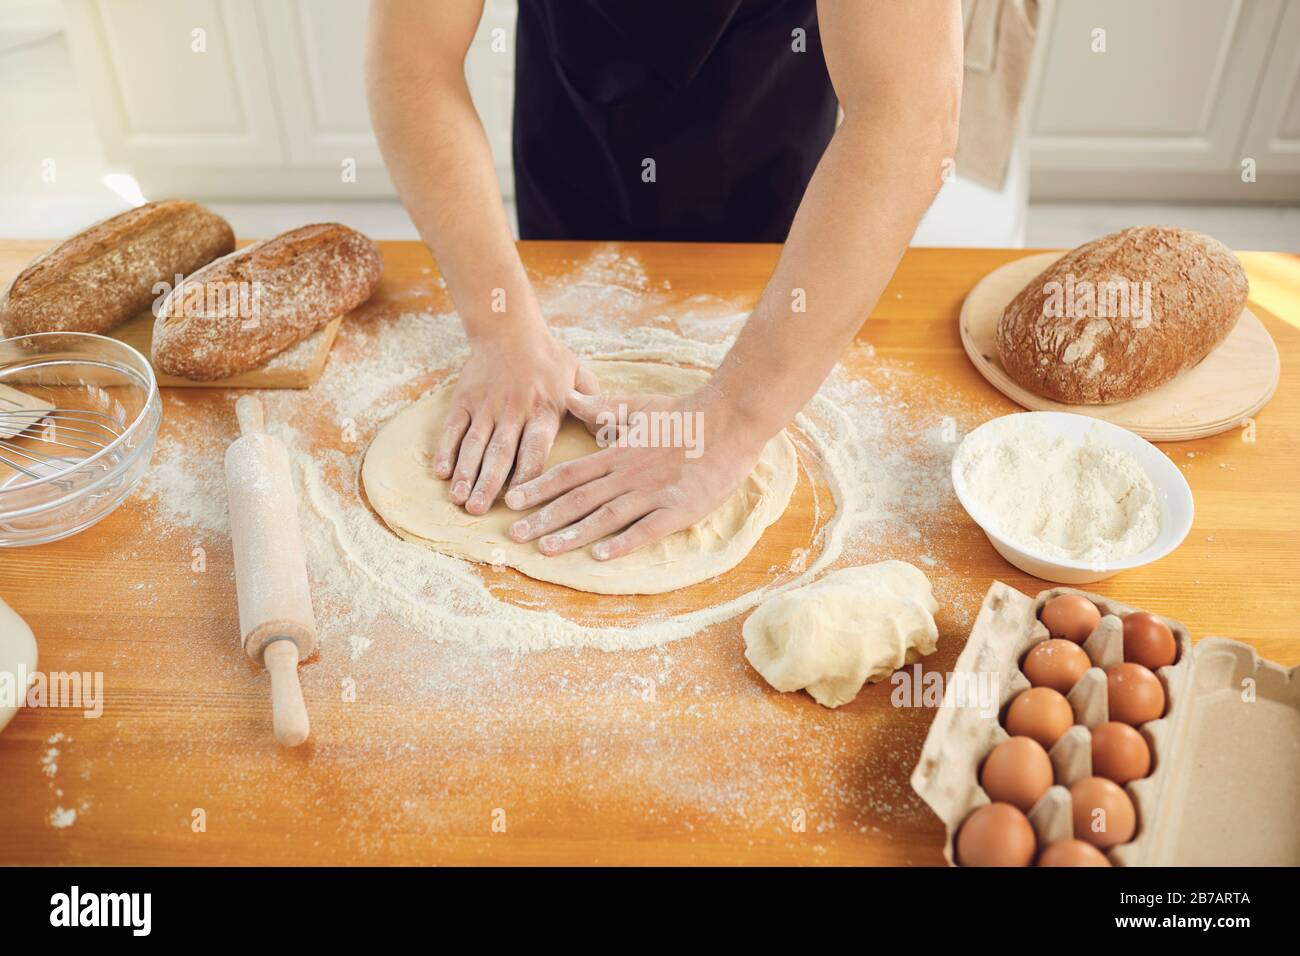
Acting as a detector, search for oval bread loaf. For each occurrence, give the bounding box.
[996,226,1249,404]
[151,223,383,381]
[0,200,234,337]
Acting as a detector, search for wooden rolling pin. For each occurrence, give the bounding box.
[224,395,317,746]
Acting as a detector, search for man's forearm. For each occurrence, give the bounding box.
[366,6,542,343]
[707,0,962,441]
[707,108,956,436]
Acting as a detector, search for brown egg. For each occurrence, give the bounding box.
[1123,611,1177,670]
[1038,839,1112,867]
[1091,721,1152,784]
[1005,686,1074,749]
[1070,776,1137,848]
[956,802,1037,867]
[1106,662,1165,726]
[980,736,1054,812]
[1022,639,1091,694]
[1040,594,1101,643]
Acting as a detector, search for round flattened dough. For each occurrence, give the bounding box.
[742,561,939,708]
[1,596,38,733]
[362,361,799,595]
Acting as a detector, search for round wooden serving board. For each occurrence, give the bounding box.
[959,252,1281,441]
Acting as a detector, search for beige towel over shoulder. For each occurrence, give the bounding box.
[957,0,1039,190]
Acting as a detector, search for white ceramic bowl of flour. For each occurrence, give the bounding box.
[951,411,1194,584]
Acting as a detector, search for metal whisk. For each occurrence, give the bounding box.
[0,407,126,481]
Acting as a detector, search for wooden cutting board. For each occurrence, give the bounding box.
[959,252,1281,441]
[110,310,342,389]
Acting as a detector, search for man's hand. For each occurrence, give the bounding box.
[370,0,583,516]
[437,330,598,515]
[502,390,765,560]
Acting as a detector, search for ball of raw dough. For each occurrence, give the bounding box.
[741,561,939,709]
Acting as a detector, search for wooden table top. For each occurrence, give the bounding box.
[1,238,1297,866]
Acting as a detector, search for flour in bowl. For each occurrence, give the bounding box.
[956,419,1160,563]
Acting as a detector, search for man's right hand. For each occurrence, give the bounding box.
[435,329,598,515]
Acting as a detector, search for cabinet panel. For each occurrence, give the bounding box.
[1033,0,1239,137]
[1241,0,1300,173]
[258,0,516,196]
[257,0,379,166]
[1029,0,1283,174]
[61,0,282,165]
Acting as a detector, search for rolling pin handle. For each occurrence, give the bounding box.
[264,639,310,747]
[235,395,265,437]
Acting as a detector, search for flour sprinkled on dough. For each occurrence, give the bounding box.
[362,361,798,595]
[136,247,980,655]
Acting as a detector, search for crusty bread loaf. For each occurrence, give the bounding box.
[996,226,1249,404]
[151,223,382,381]
[0,200,234,337]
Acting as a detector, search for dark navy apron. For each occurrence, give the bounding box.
[512,0,838,242]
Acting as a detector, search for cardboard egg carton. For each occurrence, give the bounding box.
[911,581,1300,866]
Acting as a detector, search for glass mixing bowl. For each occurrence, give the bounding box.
[0,332,162,547]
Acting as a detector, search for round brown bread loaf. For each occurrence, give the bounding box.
[151,223,383,381]
[995,226,1249,404]
[0,200,234,337]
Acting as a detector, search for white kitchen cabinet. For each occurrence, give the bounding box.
[61,0,284,169]
[59,0,1300,203]
[255,0,380,168]
[1241,0,1300,174]
[61,0,518,199]
[1028,0,1300,200]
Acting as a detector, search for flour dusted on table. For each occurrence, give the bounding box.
[956,419,1160,562]
[101,247,994,845]
[137,246,981,652]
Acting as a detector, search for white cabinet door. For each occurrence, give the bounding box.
[63,0,521,199]
[1027,0,1299,199]
[1030,0,1281,171]
[250,0,514,196]
[254,0,519,197]
[253,0,394,195]
[255,0,380,168]
[61,0,283,167]
[1241,0,1300,174]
